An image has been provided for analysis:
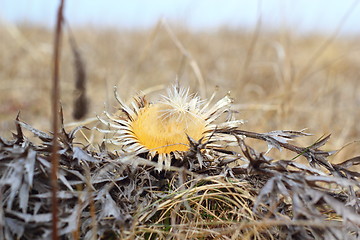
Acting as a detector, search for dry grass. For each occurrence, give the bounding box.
[1,21,359,163]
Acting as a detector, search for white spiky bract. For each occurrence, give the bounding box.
[104,85,243,170]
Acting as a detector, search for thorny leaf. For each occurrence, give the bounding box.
[333,156,360,178]
[264,129,312,152]
[13,113,24,143]
[335,156,360,169]
[4,218,25,239]
[6,210,52,222]
[96,190,121,219]
[0,146,36,213]
[15,120,52,142]
[73,147,99,163]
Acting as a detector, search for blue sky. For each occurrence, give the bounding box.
[1,0,360,34]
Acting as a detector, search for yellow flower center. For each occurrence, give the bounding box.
[130,103,206,154]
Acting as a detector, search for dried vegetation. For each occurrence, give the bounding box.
[1,18,360,239]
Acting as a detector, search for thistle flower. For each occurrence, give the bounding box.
[103,85,242,170]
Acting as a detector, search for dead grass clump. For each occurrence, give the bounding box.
[133,177,260,239]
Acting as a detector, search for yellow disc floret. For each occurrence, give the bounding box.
[130,103,206,154]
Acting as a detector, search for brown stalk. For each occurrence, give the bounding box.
[51,0,65,239]
[67,23,88,120]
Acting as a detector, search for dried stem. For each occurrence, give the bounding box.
[162,20,206,98]
[51,0,65,239]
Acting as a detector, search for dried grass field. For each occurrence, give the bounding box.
[1,22,359,162]
[1,19,360,239]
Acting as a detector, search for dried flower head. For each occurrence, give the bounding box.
[102,85,242,170]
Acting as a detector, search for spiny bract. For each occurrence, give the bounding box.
[102,85,243,170]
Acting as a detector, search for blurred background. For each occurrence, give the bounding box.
[2,0,360,33]
[1,0,359,162]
